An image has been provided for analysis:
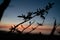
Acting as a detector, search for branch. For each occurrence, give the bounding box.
[22,21,35,32]
[9,15,36,32]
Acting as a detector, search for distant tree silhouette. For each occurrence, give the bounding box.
[0,0,11,21]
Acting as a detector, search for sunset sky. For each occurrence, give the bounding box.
[0,0,60,35]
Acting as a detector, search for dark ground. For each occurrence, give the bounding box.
[0,30,60,40]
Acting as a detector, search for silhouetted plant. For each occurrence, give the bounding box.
[50,18,57,35]
[0,0,11,21]
[33,2,54,19]
[9,2,54,33]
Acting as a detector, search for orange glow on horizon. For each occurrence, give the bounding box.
[0,22,60,34]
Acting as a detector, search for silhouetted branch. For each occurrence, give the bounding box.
[28,22,43,33]
[17,12,33,21]
[9,15,36,32]
[22,21,35,32]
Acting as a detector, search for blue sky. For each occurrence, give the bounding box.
[0,0,60,25]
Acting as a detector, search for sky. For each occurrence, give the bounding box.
[0,0,60,25]
[0,0,60,34]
